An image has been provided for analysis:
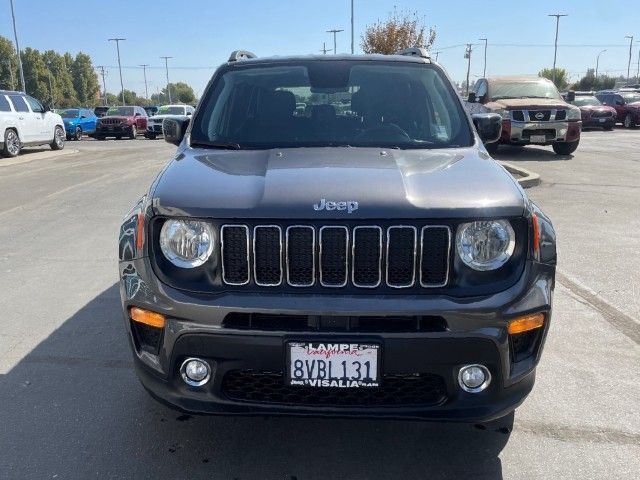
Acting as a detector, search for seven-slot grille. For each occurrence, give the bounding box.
[220,224,451,289]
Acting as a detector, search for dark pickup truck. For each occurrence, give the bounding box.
[119,49,556,426]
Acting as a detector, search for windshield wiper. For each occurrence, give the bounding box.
[190,141,242,150]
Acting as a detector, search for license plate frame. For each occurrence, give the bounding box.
[286,341,381,388]
[529,134,546,144]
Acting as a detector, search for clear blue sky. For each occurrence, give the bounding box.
[2,0,639,97]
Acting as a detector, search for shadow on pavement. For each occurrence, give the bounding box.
[0,284,511,479]
[492,145,573,162]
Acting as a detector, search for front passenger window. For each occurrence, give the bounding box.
[25,96,44,113]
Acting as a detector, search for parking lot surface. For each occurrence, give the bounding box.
[0,134,638,479]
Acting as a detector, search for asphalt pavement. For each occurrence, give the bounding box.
[0,133,638,479]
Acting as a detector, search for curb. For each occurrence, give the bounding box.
[0,148,80,168]
[498,161,541,188]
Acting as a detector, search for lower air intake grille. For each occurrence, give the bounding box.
[222,370,448,407]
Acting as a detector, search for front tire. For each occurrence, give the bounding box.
[1,129,21,158]
[50,126,65,151]
[129,125,137,139]
[147,133,157,140]
[74,126,82,141]
[552,140,579,155]
[623,114,636,129]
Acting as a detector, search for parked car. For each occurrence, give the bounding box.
[94,106,110,118]
[144,104,194,139]
[568,95,616,130]
[0,89,65,158]
[95,106,147,140]
[467,76,581,155]
[595,91,640,128]
[119,49,556,427]
[144,106,159,117]
[61,108,97,140]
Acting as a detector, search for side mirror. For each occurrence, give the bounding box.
[81,115,87,119]
[164,117,190,146]
[566,90,576,102]
[467,92,477,103]
[135,112,142,117]
[186,111,192,116]
[472,113,502,145]
[615,100,624,106]
[43,104,51,112]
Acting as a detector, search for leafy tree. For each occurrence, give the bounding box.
[0,35,18,90]
[151,82,197,105]
[42,50,77,107]
[538,67,569,90]
[21,48,50,103]
[571,69,616,91]
[71,52,100,106]
[361,9,436,55]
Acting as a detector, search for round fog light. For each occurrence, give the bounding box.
[180,358,211,387]
[458,364,491,393]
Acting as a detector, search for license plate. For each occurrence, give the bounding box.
[530,135,546,143]
[287,342,380,388]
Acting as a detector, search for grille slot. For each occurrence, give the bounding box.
[286,226,315,287]
[386,226,417,288]
[554,110,567,120]
[512,110,525,121]
[221,225,250,285]
[420,226,451,287]
[352,226,382,287]
[222,370,448,407]
[319,226,349,287]
[253,225,282,286]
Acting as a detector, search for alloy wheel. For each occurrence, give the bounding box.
[6,130,20,156]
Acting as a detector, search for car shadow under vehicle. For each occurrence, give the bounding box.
[0,284,511,479]
[492,145,574,162]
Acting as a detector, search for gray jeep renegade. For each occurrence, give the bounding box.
[118,49,556,423]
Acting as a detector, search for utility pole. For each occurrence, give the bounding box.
[595,50,606,78]
[548,14,568,86]
[108,38,126,105]
[637,48,640,81]
[326,29,344,54]
[479,38,488,78]
[320,42,331,55]
[433,52,440,62]
[464,43,473,96]
[160,56,172,103]
[47,72,54,108]
[9,0,26,92]
[96,66,108,106]
[350,0,354,54]
[139,64,149,100]
[624,36,634,82]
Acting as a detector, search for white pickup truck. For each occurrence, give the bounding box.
[144,104,194,139]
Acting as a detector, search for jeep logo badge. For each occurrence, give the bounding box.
[534,112,544,120]
[313,198,359,213]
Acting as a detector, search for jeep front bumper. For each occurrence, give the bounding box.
[500,119,581,145]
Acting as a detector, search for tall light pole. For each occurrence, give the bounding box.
[108,38,126,105]
[9,0,26,92]
[350,0,354,54]
[479,38,488,78]
[636,48,640,81]
[464,43,473,96]
[625,36,634,82]
[326,29,344,54]
[160,56,172,103]
[139,64,149,100]
[548,14,568,86]
[595,49,606,78]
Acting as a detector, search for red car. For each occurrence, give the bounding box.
[95,106,148,140]
[570,95,616,130]
[595,91,640,128]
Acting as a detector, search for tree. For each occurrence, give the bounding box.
[0,36,18,90]
[71,52,100,106]
[42,50,77,107]
[21,48,50,103]
[571,69,616,91]
[361,9,436,55]
[151,82,197,105]
[538,67,569,90]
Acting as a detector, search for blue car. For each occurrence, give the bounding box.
[61,108,97,140]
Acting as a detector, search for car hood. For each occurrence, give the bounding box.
[486,98,570,110]
[99,115,133,121]
[151,146,525,219]
[151,114,188,120]
[579,105,615,112]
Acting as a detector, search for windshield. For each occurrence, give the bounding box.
[61,109,79,118]
[572,97,601,107]
[621,93,640,103]
[490,80,562,101]
[157,106,185,115]
[106,107,134,116]
[191,61,472,150]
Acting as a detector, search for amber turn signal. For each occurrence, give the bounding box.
[130,307,165,328]
[507,313,544,335]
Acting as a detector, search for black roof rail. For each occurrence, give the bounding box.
[228,50,257,62]
[395,47,430,59]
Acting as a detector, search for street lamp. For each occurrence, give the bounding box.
[625,36,634,82]
[479,38,488,78]
[595,49,606,78]
[548,14,568,86]
[464,43,473,96]
[160,56,173,103]
[108,38,126,105]
[326,29,344,54]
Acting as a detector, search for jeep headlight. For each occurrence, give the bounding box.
[567,107,581,120]
[160,219,215,268]
[456,220,515,271]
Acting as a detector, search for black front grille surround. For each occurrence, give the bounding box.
[220,222,451,290]
[222,370,448,407]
